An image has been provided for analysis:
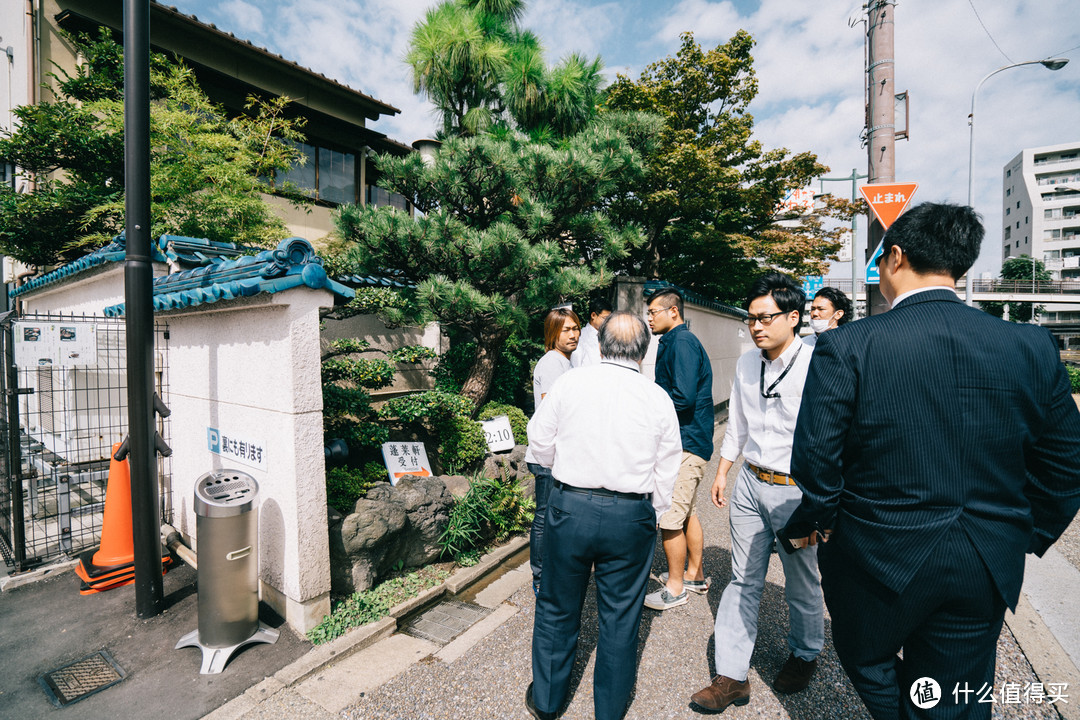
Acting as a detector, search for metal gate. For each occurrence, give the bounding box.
[0,312,171,571]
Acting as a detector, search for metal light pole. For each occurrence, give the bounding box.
[819,169,868,319]
[965,57,1069,305]
[124,0,164,618]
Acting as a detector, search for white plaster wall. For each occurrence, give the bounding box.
[615,277,749,409]
[17,262,168,316]
[163,288,334,632]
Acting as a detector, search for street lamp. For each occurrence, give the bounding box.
[965,57,1070,305]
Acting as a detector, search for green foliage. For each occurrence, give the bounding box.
[602,31,849,303]
[1067,366,1080,394]
[0,29,308,266]
[306,566,450,645]
[325,464,384,513]
[979,255,1051,323]
[433,329,542,409]
[438,415,489,471]
[439,471,535,561]
[406,0,601,138]
[379,391,474,425]
[336,115,655,407]
[478,402,528,445]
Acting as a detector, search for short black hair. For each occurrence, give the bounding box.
[814,287,853,325]
[647,288,684,318]
[746,273,805,328]
[588,297,613,317]
[882,202,983,280]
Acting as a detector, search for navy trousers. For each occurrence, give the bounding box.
[527,462,554,587]
[821,526,1007,720]
[531,483,657,720]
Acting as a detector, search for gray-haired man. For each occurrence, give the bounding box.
[527,312,682,720]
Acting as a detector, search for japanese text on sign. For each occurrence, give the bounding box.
[208,427,267,471]
[381,442,432,486]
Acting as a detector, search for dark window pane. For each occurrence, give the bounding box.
[319,148,356,204]
[277,140,316,197]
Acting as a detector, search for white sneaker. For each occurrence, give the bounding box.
[644,587,688,610]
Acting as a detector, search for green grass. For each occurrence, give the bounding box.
[306,565,450,645]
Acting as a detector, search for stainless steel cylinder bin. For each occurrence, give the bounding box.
[176,469,277,674]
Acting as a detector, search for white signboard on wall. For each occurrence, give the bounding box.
[480,415,515,453]
[381,441,432,486]
[13,321,97,368]
[208,426,267,471]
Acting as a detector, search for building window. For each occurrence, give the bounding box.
[1017,201,1021,209]
[1005,244,1011,255]
[1007,188,1012,197]
[1006,207,1011,216]
[1007,169,1012,178]
[366,185,409,212]
[276,140,359,205]
[1046,229,1062,240]
[1025,216,1029,224]
[1005,227,1012,240]
[1017,222,1021,229]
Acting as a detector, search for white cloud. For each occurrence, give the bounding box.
[218,1,264,36]
[523,0,621,61]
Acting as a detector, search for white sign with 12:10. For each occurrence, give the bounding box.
[480,415,515,453]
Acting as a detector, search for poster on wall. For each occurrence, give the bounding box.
[13,321,98,368]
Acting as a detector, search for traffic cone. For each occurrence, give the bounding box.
[76,442,171,594]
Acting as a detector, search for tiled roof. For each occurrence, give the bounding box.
[644,280,747,318]
[103,237,353,316]
[9,236,167,299]
[337,271,413,289]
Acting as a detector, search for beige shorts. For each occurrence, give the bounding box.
[658,451,707,530]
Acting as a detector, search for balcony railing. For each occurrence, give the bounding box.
[969,279,1080,294]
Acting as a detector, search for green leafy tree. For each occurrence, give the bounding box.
[406,0,602,138]
[979,255,1051,323]
[335,116,656,408]
[0,30,308,267]
[603,31,853,302]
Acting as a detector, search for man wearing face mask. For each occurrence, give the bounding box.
[803,287,853,347]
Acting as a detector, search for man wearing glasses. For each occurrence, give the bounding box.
[644,288,714,611]
[690,273,824,713]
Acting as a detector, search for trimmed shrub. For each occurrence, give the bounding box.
[437,415,488,472]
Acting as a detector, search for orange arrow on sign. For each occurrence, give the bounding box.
[859,182,918,230]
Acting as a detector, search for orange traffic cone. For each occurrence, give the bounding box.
[76,442,171,594]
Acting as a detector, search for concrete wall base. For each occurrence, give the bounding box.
[261,580,330,635]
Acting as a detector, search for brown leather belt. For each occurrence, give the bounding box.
[747,462,798,487]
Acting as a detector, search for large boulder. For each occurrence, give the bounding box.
[328,476,452,595]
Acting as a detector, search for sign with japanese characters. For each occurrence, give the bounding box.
[480,415,515,453]
[381,442,432,486]
[860,182,918,230]
[13,321,98,368]
[778,187,815,216]
[207,427,267,471]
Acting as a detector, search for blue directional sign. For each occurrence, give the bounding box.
[802,275,823,295]
[866,241,884,284]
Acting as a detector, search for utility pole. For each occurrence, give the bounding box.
[865,0,896,315]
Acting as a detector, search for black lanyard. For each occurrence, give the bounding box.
[759,341,802,399]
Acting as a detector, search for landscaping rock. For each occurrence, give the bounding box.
[329,477,453,595]
[442,474,471,499]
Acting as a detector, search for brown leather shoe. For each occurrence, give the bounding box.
[690,675,750,713]
[772,653,818,694]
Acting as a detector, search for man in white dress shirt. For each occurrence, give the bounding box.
[570,297,612,368]
[690,273,824,713]
[526,312,681,720]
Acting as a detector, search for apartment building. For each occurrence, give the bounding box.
[1002,141,1080,325]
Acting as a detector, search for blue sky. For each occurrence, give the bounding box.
[169,0,1080,280]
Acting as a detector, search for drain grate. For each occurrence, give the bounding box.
[399,599,492,646]
[38,650,126,707]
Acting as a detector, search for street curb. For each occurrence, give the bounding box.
[203,535,530,719]
[0,558,78,591]
[1005,593,1079,720]
[444,535,529,593]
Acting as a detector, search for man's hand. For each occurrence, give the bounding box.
[711,459,733,508]
[787,529,832,549]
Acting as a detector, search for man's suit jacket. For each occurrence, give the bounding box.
[783,289,1080,608]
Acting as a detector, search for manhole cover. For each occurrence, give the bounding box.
[399,599,492,645]
[38,649,126,707]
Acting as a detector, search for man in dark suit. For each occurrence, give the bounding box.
[781,202,1080,720]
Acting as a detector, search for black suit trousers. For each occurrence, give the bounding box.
[821,526,1007,720]
[531,484,657,720]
